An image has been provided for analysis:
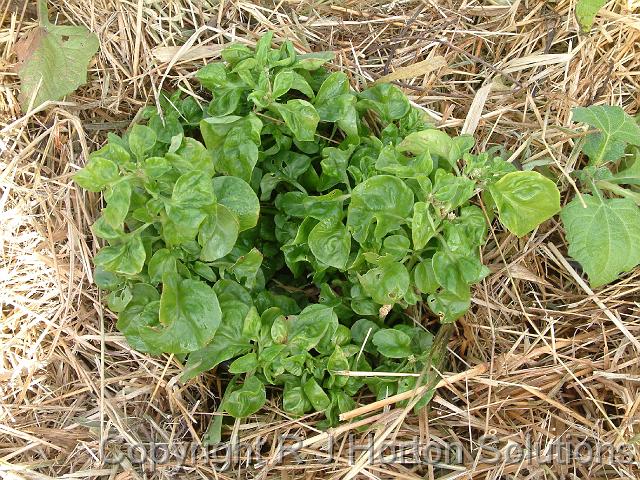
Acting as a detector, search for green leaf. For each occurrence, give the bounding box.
[140,273,222,354]
[372,329,412,358]
[102,181,131,229]
[148,249,177,284]
[561,194,640,287]
[283,383,310,416]
[308,220,351,269]
[17,0,99,110]
[575,0,607,31]
[351,319,380,354]
[289,304,338,351]
[347,175,414,244]
[358,83,410,123]
[117,284,161,353]
[427,290,470,323]
[273,100,319,142]
[212,176,260,231]
[163,171,215,246]
[302,377,331,411]
[412,202,439,250]
[272,69,314,99]
[359,262,410,305]
[94,233,146,276]
[228,353,258,374]
[222,376,266,418]
[229,248,263,288]
[182,280,253,380]
[294,51,334,70]
[490,171,560,237]
[128,125,157,159]
[433,169,476,211]
[413,259,438,294]
[432,250,487,298]
[74,157,119,192]
[198,205,240,262]
[572,106,640,165]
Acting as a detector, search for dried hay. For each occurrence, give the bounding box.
[1,0,640,478]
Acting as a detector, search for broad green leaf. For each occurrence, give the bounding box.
[412,202,439,250]
[294,51,335,70]
[351,319,380,354]
[212,176,260,231]
[433,169,476,211]
[572,106,640,165]
[222,376,266,418]
[303,377,331,411]
[561,194,640,287]
[147,249,177,284]
[398,129,463,166]
[198,205,240,262]
[94,233,146,276]
[443,205,487,254]
[228,353,258,374]
[16,0,99,110]
[489,171,560,237]
[575,0,607,31]
[359,262,410,305]
[229,247,263,288]
[74,157,119,192]
[102,181,131,229]
[413,259,438,294]
[272,69,314,99]
[140,273,222,354]
[427,290,471,323]
[381,234,410,260]
[128,125,157,159]
[182,280,253,380]
[375,147,433,178]
[283,383,311,417]
[117,284,161,353]
[347,175,414,244]
[196,62,227,90]
[372,329,412,358]
[289,304,338,351]
[273,100,319,142]
[432,250,487,298]
[610,153,640,186]
[308,220,351,269]
[358,83,410,123]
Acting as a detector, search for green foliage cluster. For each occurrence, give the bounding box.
[74,33,560,426]
[561,106,640,287]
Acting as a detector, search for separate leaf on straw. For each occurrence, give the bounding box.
[16,0,99,111]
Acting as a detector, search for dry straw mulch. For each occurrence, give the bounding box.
[2,0,640,478]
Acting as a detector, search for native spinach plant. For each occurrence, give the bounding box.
[561,106,640,287]
[75,33,560,426]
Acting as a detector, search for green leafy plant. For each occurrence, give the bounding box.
[561,105,640,287]
[16,0,99,111]
[75,33,560,428]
